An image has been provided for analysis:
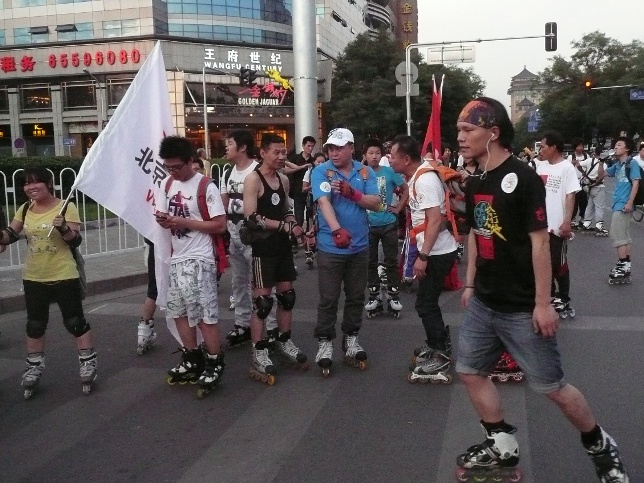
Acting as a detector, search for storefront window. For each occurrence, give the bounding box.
[0,88,8,113]
[20,84,51,111]
[108,78,133,108]
[63,82,96,110]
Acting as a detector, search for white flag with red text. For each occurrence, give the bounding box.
[73,41,173,307]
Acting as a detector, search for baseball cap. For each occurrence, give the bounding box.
[324,128,354,147]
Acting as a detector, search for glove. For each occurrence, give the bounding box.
[244,213,266,231]
[332,228,352,248]
[337,180,363,203]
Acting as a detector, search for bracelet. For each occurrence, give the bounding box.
[277,221,285,232]
[465,285,474,289]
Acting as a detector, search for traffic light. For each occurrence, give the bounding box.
[545,22,557,52]
[239,68,258,86]
[248,69,257,84]
[584,79,593,91]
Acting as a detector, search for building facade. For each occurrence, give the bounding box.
[0,0,417,158]
[507,66,547,125]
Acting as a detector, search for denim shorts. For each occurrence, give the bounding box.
[456,296,566,394]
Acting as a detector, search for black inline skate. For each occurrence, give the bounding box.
[79,348,97,395]
[377,263,388,288]
[274,331,309,370]
[551,296,575,319]
[585,427,630,483]
[609,261,631,285]
[21,352,44,400]
[365,285,383,318]
[316,337,333,377]
[408,348,452,384]
[488,352,524,383]
[226,324,251,348]
[342,331,367,371]
[456,242,465,262]
[594,221,609,237]
[166,347,204,385]
[196,352,225,399]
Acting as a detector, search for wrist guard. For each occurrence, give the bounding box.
[1,227,20,245]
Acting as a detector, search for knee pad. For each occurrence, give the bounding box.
[63,316,91,337]
[253,295,273,320]
[276,289,296,311]
[26,319,48,339]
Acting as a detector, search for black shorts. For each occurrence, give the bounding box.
[147,242,158,300]
[252,254,297,289]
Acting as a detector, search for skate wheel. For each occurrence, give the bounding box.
[512,373,525,382]
[266,375,276,386]
[406,373,418,384]
[357,361,367,371]
[24,390,33,400]
[165,375,176,386]
[498,374,509,383]
[196,388,207,399]
[137,347,144,356]
[178,380,188,386]
[321,368,330,378]
[82,383,92,395]
[299,361,310,371]
[568,309,575,318]
[443,373,453,384]
[559,312,567,319]
[608,279,614,285]
[419,377,430,384]
[454,467,469,482]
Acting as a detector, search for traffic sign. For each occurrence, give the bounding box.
[630,88,644,101]
[395,61,419,97]
[427,45,475,65]
[63,138,76,146]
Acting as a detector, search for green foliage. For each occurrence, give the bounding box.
[0,156,82,173]
[530,31,644,145]
[327,31,485,149]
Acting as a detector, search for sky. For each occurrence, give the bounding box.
[417,0,642,111]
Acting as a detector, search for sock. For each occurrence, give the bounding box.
[580,424,602,449]
[619,258,628,263]
[481,419,513,433]
[625,256,631,262]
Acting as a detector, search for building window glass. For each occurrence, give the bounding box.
[103,19,140,38]
[57,23,94,41]
[20,84,51,111]
[0,30,5,46]
[13,0,46,6]
[63,82,96,110]
[0,88,9,113]
[56,0,92,4]
[14,27,50,45]
[167,23,291,45]
[108,78,134,108]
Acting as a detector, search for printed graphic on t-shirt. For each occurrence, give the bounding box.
[168,191,192,238]
[372,175,387,212]
[473,194,507,259]
[227,179,245,215]
[540,174,562,193]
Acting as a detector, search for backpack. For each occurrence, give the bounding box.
[20,201,87,299]
[164,175,229,273]
[624,159,644,206]
[408,164,468,243]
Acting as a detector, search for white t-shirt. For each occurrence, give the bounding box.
[222,160,259,218]
[408,162,458,255]
[578,157,604,184]
[379,155,390,167]
[157,173,226,263]
[303,165,313,184]
[633,155,644,171]
[566,153,589,180]
[456,155,464,169]
[536,160,581,236]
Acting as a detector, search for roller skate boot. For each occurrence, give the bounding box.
[249,340,276,385]
[342,332,367,370]
[21,352,44,400]
[609,261,631,285]
[585,428,630,483]
[595,222,609,237]
[377,264,388,288]
[488,352,524,383]
[79,348,97,395]
[551,297,568,318]
[402,276,414,293]
[365,285,383,319]
[456,242,465,262]
[305,249,314,269]
[226,324,251,348]
[166,347,204,385]
[410,326,451,368]
[137,318,157,355]
[274,331,309,370]
[387,287,403,318]
[229,294,236,311]
[408,348,452,384]
[197,352,225,399]
[455,423,521,482]
[316,337,333,377]
[563,300,575,318]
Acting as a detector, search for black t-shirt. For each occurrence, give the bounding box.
[289,152,313,198]
[465,156,548,313]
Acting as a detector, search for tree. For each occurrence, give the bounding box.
[326,31,485,149]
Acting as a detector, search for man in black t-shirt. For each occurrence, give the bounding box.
[453,97,629,482]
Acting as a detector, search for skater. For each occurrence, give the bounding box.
[288,136,317,228]
[242,133,308,385]
[363,138,408,319]
[536,131,580,319]
[388,136,458,384]
[455,97,629,482]
[302,152,326,268]
[137,238,158,355]
[156,136,227,397]
[221,130,277,349]
[605,137,641,284]
[567,138,589,228]
[310,128,380,376]
[0,167,96,398]
[579,147,607,235]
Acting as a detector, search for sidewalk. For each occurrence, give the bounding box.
[0,248,148,314]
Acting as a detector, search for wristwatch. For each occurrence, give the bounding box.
[417,252,429,262]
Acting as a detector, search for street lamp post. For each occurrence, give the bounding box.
[202,65,210,159]
[83,69,106,130]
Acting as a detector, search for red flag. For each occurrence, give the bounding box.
[421,75,444,159]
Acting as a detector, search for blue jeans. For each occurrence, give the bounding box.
[456,296,566,393]
[314,249,368,339]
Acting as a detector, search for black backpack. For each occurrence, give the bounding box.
[624,159,644,206]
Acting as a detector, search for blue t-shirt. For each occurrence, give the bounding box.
[605,158,641,211]
[367,165,404,227]
[311,160,378,254]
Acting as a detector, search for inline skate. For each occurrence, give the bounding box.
[274,331,309,370]
[456,243,465,262]
[342,332,367,371]
[79,348,97,395]
[305,249,314,269]
[585,427,630,483]
[594,221,609,237]
[196,352,225,399]
[551,296,575,319]
[377,264,388,288]
[166,347,204,385]
[386,287,403,318]
[137,318,157,355]
[410,326,451,367]
[365,285,383,318]
[455,423,522,482]
[249,339,276,385]
[229,294,236,311]
[226,324,251,348]
[408,348,452,384]
[609,261,631,285]
[488,352,524,383]
[316,337,333,377]
[21,352,44,400]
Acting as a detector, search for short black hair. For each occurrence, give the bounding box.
[313,152,326,162]
[302,136,316,146]
[228,130,256,158]
[542,131,565,153]
[159,136,194,163]
[23,167,54,194]
[614,136,633,153]
[192,158,204,169]
[472,97,514,150]
[594,146,602,156]
[261,133,285,150]
[392,135,421,162]
[362,138,383,155]
[571,138,584,150]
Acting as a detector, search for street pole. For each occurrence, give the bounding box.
[292,0,318,147]
[202,65,210,159]
[83,69,106,131]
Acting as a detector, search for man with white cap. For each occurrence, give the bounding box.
[310,128,381,376]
